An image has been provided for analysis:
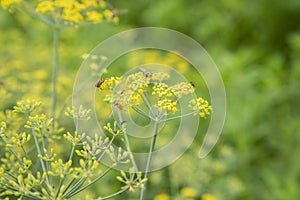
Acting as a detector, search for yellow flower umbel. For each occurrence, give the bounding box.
[180,187,197,198]
[201,193,217,200]
[154,193,170,200]
[97,69,212,118]
[0,0,22,9]
[189,97,212,118]
[34,0,118,26]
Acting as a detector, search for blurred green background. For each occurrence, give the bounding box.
[1,0,300,199]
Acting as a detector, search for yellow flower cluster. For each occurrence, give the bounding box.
[97,77,120,90]
[151,71,170,81]
[169,82,195,98]
[189,97,212,118]
[98,70,203,115]
[35,0,118,24]
[0,0,21,9]
[154,193,170,200]
[116,167,147,192]
[152,81,194,113]
[201,193,217,200]
[126,72,150,91]
[157,99,177,112]
[152,82,172,98]
[48,159,73,179]
[103,121,126,136]
[13,99,41,114]
[180,187,197,198]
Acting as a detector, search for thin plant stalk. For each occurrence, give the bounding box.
[116,111,142,183]
[99,186,129,200]
[31,128,49,185]
[139,120,159,200]
[51,27,60,127]
[64,166,113,199]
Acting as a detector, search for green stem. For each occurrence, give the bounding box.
[97,135,115,162]
[116,111,142,183]
[68,145,75,161]
[139,120,159,200]
[141,93,155,116]
[51,27,60,128]
[164,110,198,121]
[132,105,154,120]
[100,186,129,200]
[55,179,63,199]
[40,129,51,184]
[62,135,115,197]
[31,129,49,185]
[64,167,113,199]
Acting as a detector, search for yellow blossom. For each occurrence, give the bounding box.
[152,82,170,98]
[97,77,120,90]
[0,0,21,8]
[154,193,170,200]
[180,187,197,198]
[87,11,103,23]
[103,9,113,19]
[35,1,54,14]
[157,99,177,113]
[189,97,212,118]
[202,193,217,200]
[33,0,116,25]
[62,8,83,23]
[169,82,194,98]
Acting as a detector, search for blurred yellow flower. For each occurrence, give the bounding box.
[201,193,217,200]
[87,11,103,23]
[33,0,117,25]
[0,0,21,8]
[35,1,54,13]
[181,187,197,198]
[154,193,170,200]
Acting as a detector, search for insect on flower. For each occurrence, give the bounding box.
[113,100,124,110]
[95,78,108,88]
[190,81,195,88]
[139,67,152,78]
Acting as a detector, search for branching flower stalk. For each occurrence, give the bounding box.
[97,68,212,199]
[0,99,138,199]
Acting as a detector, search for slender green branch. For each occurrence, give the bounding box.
[97,135,115,162]
[68,145,75,161]
[116,111,142,183]
[31,129,49,184]
[163,110,198,121]
[62,135,115,197]
[62,175,85,198]
[51,27,60,128]
[55,179,63,199]
[100,186,129,200]
[20,1,54,26]
[61,178,75,197]
[4,171,18,181]
[132,105,154,120]
[139,120,159,200]
[40,129,51,184]
[64,167,113,199]
[141,93,155,116]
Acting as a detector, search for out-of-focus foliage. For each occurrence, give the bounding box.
[1,0,300,199]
